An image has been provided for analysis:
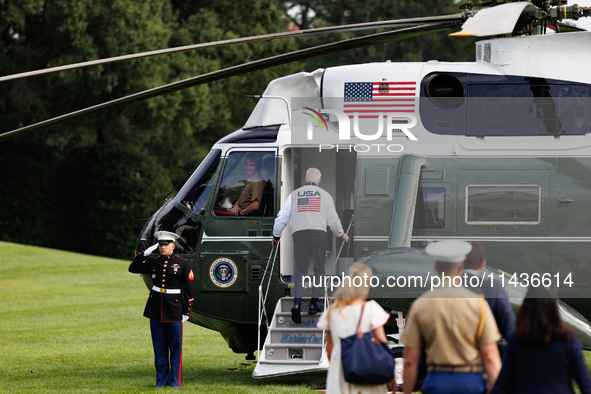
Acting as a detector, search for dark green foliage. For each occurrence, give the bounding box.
[55,145,172,258]
[0,142,58,247]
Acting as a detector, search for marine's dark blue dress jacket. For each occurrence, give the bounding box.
[129,253,195,322]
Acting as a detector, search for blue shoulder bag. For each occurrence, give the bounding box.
[341,302,394,385]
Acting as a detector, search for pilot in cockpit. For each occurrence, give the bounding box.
[229,153,264,216]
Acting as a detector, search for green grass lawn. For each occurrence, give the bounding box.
[3,241,591,393]
[0,241,326,393]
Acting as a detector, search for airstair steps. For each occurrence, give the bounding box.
[274,311,320,328]
[278,297,322,313]
[269,328,324,346]
[253,296,330,377]
[262,343,323,363]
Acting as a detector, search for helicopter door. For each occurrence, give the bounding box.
[278,147,356,282]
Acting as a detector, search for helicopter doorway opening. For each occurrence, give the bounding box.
[279,147,356,289]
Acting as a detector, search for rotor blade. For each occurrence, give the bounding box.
[0,23,456,142]
[450,2,536,37]
[554,21,587,32]
[0,14,466,83]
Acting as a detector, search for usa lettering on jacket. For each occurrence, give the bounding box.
[297,190,321,197]
[273,185,345,238]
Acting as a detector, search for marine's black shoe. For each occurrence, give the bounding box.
[308,303,320,315]
[291,304,302,324]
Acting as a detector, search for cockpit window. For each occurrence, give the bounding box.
[176,149,221,215]
[213,151,275,217]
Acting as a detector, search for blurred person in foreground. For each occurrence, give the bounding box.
[401,241,501,394]
[491,285,591,394]
[463,241,515,352]
[317,262,390,394]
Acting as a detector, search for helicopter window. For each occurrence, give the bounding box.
[421,73,588,137]
[175,149,221,215]
[213,151,275,217]
[413,187,445,230]
[466,185,540,224]
[152,203,201,254]
[466,84,586,137]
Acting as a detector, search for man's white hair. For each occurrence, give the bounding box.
[305,168,321,184]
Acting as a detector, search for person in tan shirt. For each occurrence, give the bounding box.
[401,241,502,394]
[230,153,264,216]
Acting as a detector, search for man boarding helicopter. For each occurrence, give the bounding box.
[272,167,350,324]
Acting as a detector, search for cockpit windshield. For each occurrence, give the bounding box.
[176,149,221,215]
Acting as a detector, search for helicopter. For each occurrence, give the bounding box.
[3,0,591,378]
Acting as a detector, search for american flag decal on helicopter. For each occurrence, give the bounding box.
[344,81,416,119]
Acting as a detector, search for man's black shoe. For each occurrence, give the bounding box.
[291,304,301,324]
[308,303,320,315]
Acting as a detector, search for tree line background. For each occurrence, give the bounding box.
[0,0,475,259]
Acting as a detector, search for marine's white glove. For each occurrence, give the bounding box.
[144,243,159,256]
[182,315,189,323]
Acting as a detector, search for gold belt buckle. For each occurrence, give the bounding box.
[160,288,166,294]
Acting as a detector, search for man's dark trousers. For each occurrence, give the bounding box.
[293,230,327,302]
[150,320,183,387]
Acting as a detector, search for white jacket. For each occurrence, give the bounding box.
[273,184,345,238]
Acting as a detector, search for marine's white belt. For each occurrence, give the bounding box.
[152,286,181,294]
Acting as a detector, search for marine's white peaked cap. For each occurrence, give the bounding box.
[154,230,180,243]
[425,241,472,263]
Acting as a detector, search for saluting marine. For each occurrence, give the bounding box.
[129,231,195,388]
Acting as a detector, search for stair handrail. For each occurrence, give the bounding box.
[257,243,280,361]
[321,214,354,361]
[328,213,354,276]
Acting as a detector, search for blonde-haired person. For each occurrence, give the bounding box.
[317,262,390,394]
